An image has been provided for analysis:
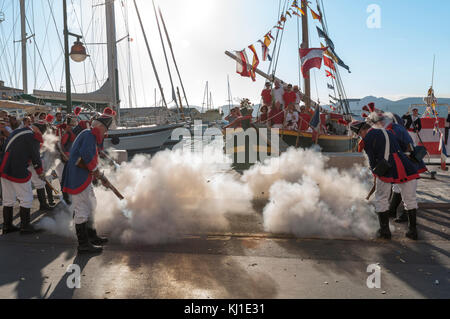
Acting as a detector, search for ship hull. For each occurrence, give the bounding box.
[104,123,185,156]
[225,127,358,169]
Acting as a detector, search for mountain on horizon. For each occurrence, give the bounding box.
[349,96,450,116]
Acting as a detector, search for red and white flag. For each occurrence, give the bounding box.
[236,50,251,78]
[299,47,327,78]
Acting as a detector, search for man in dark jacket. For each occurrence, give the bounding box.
[402,108,422,146]
[0,126,44,234]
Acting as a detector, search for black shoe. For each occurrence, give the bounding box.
[19,207,41,234]
[76,223,103,254]
[87,227,108,246]
[394,212,408,224]
[376,211,392,240]
[406,209,418,240]
[388,192,402,219]
[37,188,53,212]
[45,184,57,208]
[2,206,20,235]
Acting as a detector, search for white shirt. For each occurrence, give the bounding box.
[285,111,299,126]
[273,87,285,105]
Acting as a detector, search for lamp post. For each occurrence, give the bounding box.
[63,0,88,114]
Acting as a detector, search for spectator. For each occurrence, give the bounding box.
[402,108,422,146]
[272,80,285,108]
[293,85,302,110]
[284,104,299,131]
[53,112,64,126]
[283,84,297,110]
[261,82,273,107]
[268,102,284,129]
[257,105,269,124]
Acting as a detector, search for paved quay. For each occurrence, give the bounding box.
[0,171,448,299]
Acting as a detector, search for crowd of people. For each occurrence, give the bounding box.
[258,80,316,130]
[0,106,116,254]
[225,80,344,134]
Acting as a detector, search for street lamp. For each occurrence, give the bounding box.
[63,0,88,114]
[70,37,88,63]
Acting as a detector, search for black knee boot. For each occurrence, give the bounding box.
[75,222,103,254]
[2,207,20,235]
[87,220,108,246]
[45,184,56,208]
[376,211,392,240]
[394,205,408,223]
[37,188,53,212]
[406,209,418,240]
[20,207,40,234]
[388,192,402,219]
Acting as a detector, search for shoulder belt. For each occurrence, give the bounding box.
[5,131,33,153]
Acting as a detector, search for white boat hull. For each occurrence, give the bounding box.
[104,123,184,153]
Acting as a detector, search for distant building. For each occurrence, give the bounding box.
[0,80,23,100]
[119,107,178,126]
[170,107,201,120]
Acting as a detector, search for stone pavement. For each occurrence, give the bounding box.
[0,195,448,299]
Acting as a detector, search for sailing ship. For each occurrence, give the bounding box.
[225,0,358,165]
[3,0,188,156]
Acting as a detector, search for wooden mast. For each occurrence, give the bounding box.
[301,0,311,109]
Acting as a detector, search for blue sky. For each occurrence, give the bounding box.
[0,0,449,108]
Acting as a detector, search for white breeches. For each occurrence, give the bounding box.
[1,178,34,209]
[377,179,418,212]
[397,179,418,211]
[30,167,45,189]
[72,183,97,225]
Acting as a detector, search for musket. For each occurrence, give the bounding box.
[41,177,60,195]
[366,177,376,201]
[99,151,120,170]
[76,158,124,201]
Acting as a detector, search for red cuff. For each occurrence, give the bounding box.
[86,153,98,171]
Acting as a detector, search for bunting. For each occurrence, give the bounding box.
[323,56,336,71]
[310,8,322,21]
[317,26,335,51]
[233,0,348,83]
[258,40,269,61]
[326,70,335,79]
[292,0,305,15]
[248,44,259,82]
[321,43,338,62]
[236,50,251,78]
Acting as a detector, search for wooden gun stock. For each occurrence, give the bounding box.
[76,158,124,201]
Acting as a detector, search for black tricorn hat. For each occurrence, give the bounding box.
[33,123,47,135]
[96,115,113,130]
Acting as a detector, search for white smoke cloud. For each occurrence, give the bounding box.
[38,145,379,242]
[242,148,378,239]
[95,146,254,244]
